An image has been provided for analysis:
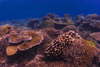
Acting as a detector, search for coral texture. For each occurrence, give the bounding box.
[42,17,55,28]
[0,24,12,36]
[44,30,80,59]
[62,39,98,67]
[6,30,44,56]
[90,32,100,41]
[44,30,99,67]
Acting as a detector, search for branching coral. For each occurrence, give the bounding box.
[44,30,99,67]
[44,30,81,59]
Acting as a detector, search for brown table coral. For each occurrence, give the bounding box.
[0,24,12,36]
[6,30,44,56]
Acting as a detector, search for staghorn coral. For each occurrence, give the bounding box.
[44,30,80,59]
[6,30,44,55]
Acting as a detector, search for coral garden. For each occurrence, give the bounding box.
[0,13,100,67]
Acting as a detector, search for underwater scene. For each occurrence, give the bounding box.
[0,0,100,67]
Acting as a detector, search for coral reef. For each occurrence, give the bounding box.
[42,17,55,28]
[74,14,85,26]
[44,30,81,59]
[6,30,44,56]
[62,39,98,67]
[86,40,96,47]
[90,32,100,41]
[0,24,12,36]
[85,14,100,22]
[6,45,18,56]
[27,19,41,29]
[61,25,79,33]
[93,51,100,66]
[0,13,100,67]
[44,30,99,67]
[43,28,63,39]
[63,14,72,20]
[46,13,58,19]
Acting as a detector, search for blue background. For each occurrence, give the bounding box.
[0,0,100,22]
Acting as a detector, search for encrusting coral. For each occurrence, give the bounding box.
[6,30,44,56]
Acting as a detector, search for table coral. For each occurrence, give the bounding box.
[6,30,44,55]
[90,32,100,41]
[6,46,18,56]
[0,24,12,36]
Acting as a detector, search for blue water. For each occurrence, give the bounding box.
[0,0,100,22]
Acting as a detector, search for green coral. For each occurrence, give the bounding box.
[86,40,95,47]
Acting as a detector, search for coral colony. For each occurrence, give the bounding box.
[0,13,100,67]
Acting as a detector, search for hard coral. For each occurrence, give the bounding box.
[27,19,41,29]
[17,42,32,51]
[44,28,63,39]
[24,31,43,47]
[42,17,55,28]
[44,30,80,59]
[90,32,100,41]
[61,25,79,33]
[0,24,12,36]
[20,32,32,41]
[62,39,99,67]
[6,30,44,55]
[6,46,18,56]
